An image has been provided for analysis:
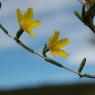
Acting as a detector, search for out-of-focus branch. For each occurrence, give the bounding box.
[75,2,95,33]
[75,11,95,33]
[0,24,95,79]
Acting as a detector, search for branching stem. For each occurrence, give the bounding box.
[0,24,95,79]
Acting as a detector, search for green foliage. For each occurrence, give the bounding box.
[74,11,83,22]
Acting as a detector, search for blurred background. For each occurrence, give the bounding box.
[0,0,95,95]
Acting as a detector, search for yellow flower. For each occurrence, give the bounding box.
[16,8,41,37]
[48,31,69,58]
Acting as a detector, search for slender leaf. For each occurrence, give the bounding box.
[78,58,86,73]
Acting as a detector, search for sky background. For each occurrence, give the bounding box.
[0,0,95,90]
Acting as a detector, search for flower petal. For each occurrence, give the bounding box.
[48,31,60,48]
[29,20,41,28]
[54,38,69,49]
[51,49,68,58]
[23,8,33,20]
[22,20,40,36]
[16,8,22,24]
[22,23,34,37]
[28,31,34,38]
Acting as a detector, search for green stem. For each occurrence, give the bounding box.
[16,28,24,39]
[0,24,95,78]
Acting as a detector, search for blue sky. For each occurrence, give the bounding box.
[0,0,95,90]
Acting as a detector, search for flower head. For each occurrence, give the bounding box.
[48,31,69,58]
[16,8,41,37]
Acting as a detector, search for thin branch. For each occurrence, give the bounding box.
[0,24,95,79]
[75,14,95,33]
[75,2,95,33]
